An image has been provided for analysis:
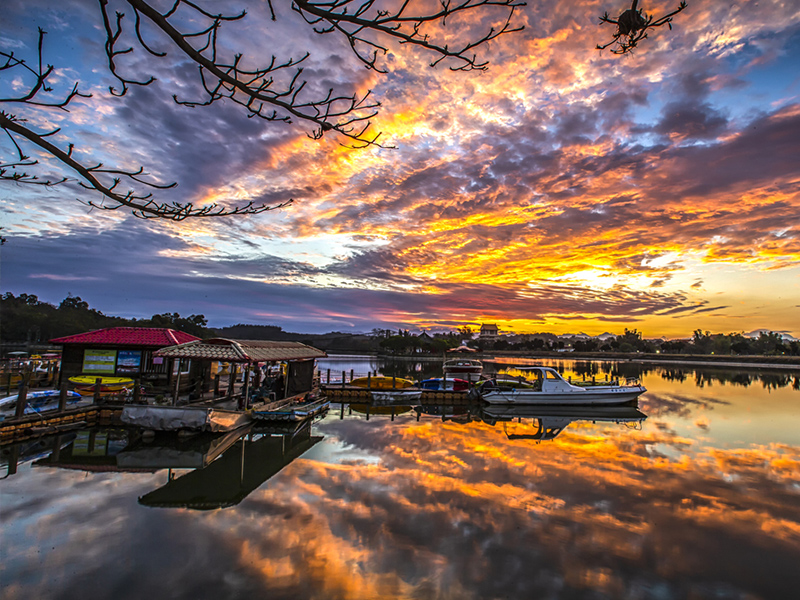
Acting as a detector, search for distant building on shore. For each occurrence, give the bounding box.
[480,324,499,340]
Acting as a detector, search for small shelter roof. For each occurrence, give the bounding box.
[50,327,200,347]
[154,338,327,363]
[448,345,478,353]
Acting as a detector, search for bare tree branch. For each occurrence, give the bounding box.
[2,0,527,219]
[597,0,687,55]
[1,112,292,220]
[292,0,527,73]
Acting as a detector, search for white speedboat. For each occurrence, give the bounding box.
[442,359,483,383]
[476,366,645,405]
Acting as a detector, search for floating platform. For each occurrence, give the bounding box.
[120,404,250,433]
[251,396,330,422]
[322,385,470,404]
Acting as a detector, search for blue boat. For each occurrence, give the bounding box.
[0,390,84,416]
[419,378,470,391]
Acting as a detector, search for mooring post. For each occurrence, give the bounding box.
[367,372,371,389]
[52,435,63,462]
[340,402,344,419]
[14,371,30,419]
[392,376,396,389]
[341,371,346,389]
[350,369,354,382]
[7,444,19,476]
[326,368,331,385]
[58,381,69,412]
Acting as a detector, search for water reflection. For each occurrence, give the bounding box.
[12,423,323,511]
[2,357,799,600]
[318,355,800,391]
[478,404,647,441]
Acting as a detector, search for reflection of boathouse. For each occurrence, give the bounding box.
[32,424,322,509]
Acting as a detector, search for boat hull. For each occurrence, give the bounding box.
[350,376,414,389]
[69,376,134,396]
[252,398,330,422]
[371,389,423,403]
[481,385,646,405]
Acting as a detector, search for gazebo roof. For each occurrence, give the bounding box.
[50,327,200,347]
[154,338,327,363]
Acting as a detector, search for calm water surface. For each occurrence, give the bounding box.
[2,356,799,599]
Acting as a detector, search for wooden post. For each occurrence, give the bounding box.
[326,368,330,385]
[133,378,141,404]
[350,369,354,383]
[7,444,19,476]
[14,371,30,419]
[392,376,396,389]
[173,359,182,405]
[242,364,252,410]
[341,371,346,389]
[228,364,237,398]
[367,372,371,389]
[58,381,69,412]
[93,377,102,404]
[214,374,221,397]
[340,402,344,419]
[52,435,63,462]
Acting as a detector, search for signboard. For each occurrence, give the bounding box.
[116,350,142,374]
[83,349,117,374]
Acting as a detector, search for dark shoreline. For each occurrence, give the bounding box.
[356,351,800,371]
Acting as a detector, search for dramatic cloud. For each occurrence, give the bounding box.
[2,0,799,335]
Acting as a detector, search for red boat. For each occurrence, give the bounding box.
[442,359,483,383]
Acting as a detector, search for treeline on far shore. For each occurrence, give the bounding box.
[2,293,798,359]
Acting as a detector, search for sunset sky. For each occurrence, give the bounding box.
[2,0,799,337]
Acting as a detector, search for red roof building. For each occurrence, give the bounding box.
[50,327,199,347]
[50,328,202,392]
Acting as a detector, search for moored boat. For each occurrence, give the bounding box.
[370,389,423,403]
[0,389,84,416]
[350,376,415,389]
[475,366,646,405]
[69,376,135,396]
[419,377,470,391]
[443,359,483,383]
[251,396,330,422]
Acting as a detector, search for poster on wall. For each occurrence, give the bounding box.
[116,350,142,374]
[83,349,117,374]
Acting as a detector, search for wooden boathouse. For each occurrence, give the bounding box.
[152,338,328,405]
[50,327,202,395]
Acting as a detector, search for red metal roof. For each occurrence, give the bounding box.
[50,327,201,347]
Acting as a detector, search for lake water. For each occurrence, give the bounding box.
[2,356,799,599]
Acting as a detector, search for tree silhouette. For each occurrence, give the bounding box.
[597,0,687,54]
[1,0,525,220]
